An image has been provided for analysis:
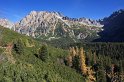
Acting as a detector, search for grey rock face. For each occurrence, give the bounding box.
[13,11,62,37]
[62,16,103,27]
[0,19,14,29]
[13,11,103,40]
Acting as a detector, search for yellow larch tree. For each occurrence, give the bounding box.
[75,46,79,56]
[67,47,73,67]
[67,55,72,67]
[72,47,76,57]
[79,47,87,75]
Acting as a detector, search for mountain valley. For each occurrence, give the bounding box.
[0,9,124,82]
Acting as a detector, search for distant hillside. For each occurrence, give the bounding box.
[95,9,124,42]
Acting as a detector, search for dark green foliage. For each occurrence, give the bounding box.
[72,56,80,72]
[96,70,106,82]
[38,44,49,62]
[13,39,24,55]
[94,62,107,82]
[70,42,124,60]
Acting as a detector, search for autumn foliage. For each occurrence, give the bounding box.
[66,47,96,81]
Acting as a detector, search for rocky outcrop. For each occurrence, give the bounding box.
[0,19,14,29]
[13,11,63,37]
[62,16,102,27]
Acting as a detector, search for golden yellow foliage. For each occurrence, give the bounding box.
[69,47,76,57]
[79,47,87,75]
[67,47,96,82]
[75,46,79,56]
[87,67,96,82]
[67,55,72,67]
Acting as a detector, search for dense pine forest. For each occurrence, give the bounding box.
[68,43,124,82]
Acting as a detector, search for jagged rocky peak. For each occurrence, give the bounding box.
[100,9,124,24]
[15,10,63,27]
[14,10,102,30]
[27,10,63,20]
[108,9,124,21]
[62,16,103,27]
[13,10,102,40]
[14,11,65,36]
[29,10,63,16]
[0,19,14,29]
[111,9,124,16]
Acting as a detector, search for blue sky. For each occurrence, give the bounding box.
[0,0,124,22]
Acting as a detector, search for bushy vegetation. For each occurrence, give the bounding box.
[0,26,85,82]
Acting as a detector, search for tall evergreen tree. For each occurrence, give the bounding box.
[72,55,80,71]
[39,44,49,62]
[13,39,24,55]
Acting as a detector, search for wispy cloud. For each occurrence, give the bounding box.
[13,14,22,19]
[0,8,22,22]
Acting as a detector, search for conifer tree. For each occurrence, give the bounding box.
[87,67,96,82]
[72,47,76,57]
[75,46,79,56]
[93,52,97,64]
[69,47,76,57]
[72,55,80,71]
[39,44,49,62]
[13,39,24,55]
[67,55,72,67]
[79,47,87,75]
[119,61,123,73]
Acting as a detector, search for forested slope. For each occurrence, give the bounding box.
[0,26,85,82]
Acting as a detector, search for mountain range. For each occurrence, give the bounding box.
[0,9,124,43]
